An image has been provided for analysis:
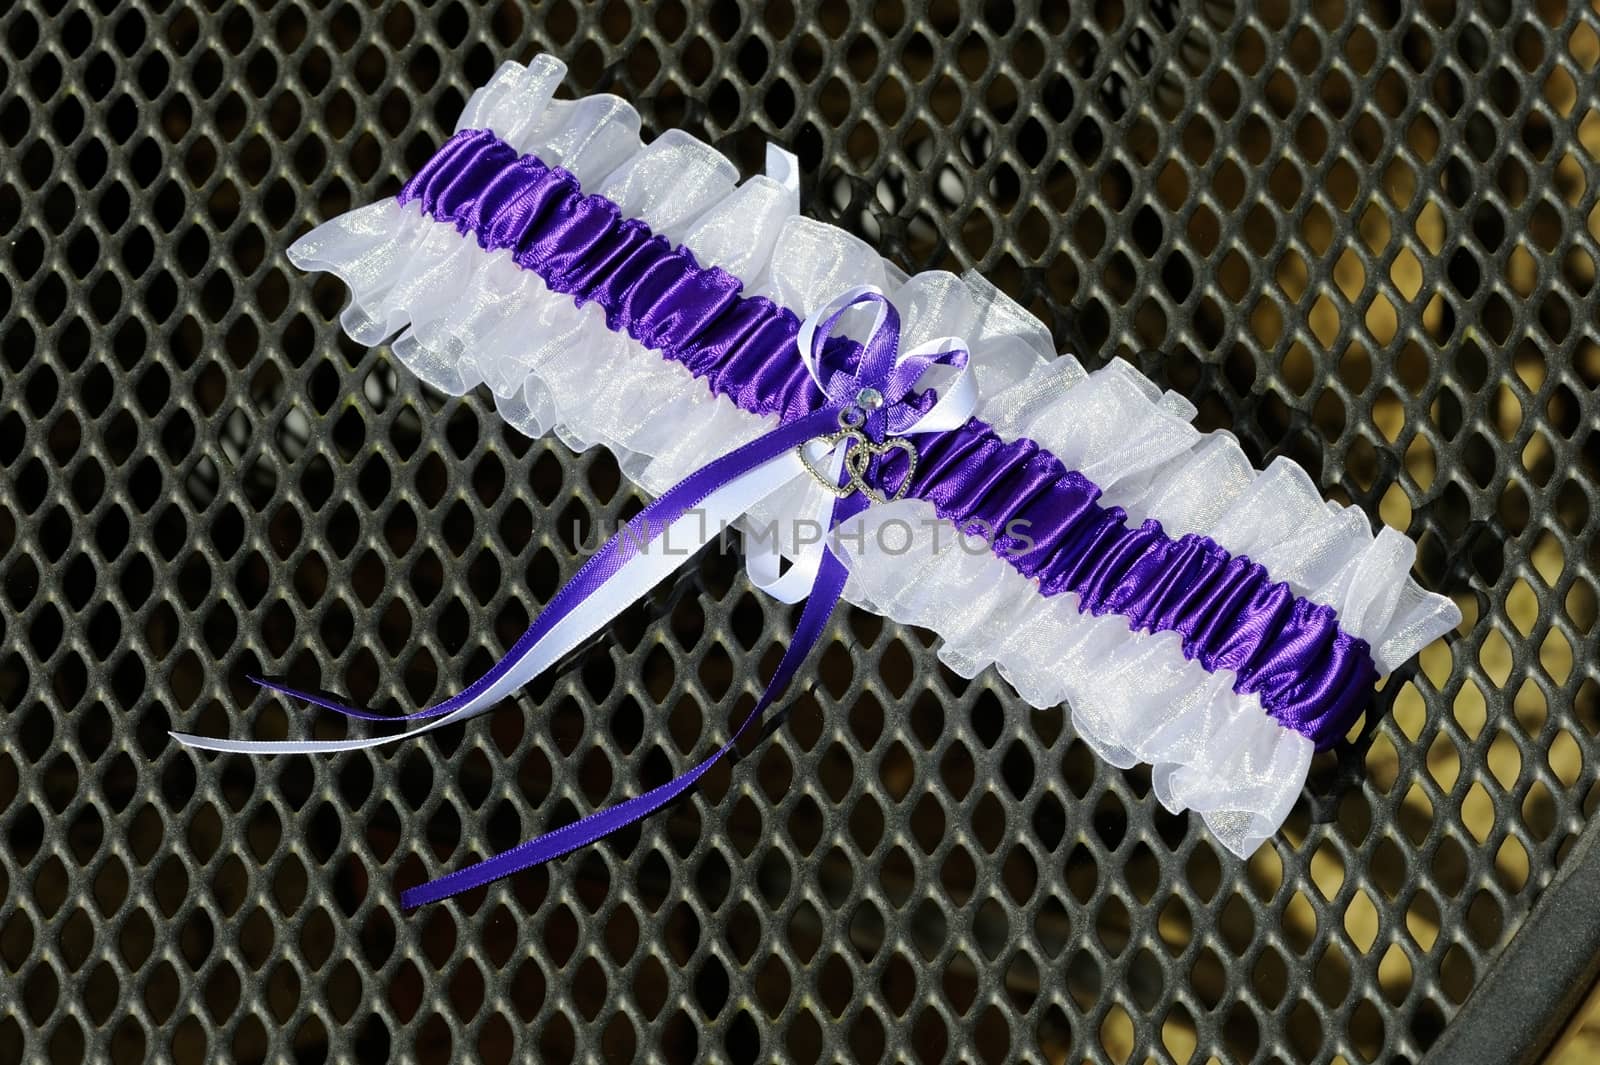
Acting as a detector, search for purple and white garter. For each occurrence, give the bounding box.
[174,55,1460,906]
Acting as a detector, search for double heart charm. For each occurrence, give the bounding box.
[798,427,919,504]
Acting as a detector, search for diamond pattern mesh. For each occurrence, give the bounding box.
[3,0,1599,1061]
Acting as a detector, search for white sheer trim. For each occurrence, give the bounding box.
[284,56,1461,857]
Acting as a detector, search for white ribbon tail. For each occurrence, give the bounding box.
[764,142,802,211]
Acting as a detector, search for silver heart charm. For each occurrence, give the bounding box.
[797,429,867,497]
[844,436,918,504]
[796,430,918,504]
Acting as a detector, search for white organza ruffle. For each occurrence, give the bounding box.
[286,56,1461,857]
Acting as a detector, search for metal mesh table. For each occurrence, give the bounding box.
[4,1,1599,1061]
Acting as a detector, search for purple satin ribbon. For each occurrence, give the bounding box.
[397,290,912,907]
[401,528,856,908]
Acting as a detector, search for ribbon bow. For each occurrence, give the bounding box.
[173,286,977,908]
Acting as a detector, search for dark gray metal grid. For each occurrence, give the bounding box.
[2,0,1597,1061]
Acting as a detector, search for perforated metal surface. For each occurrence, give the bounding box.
[4,1,1599,1062]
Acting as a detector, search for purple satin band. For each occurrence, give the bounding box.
[399,129,829,422]
[395,127,1380,750]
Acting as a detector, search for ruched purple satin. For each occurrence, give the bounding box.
[395,128,1380,750]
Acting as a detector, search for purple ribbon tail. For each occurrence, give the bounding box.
[399,547,852,909]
